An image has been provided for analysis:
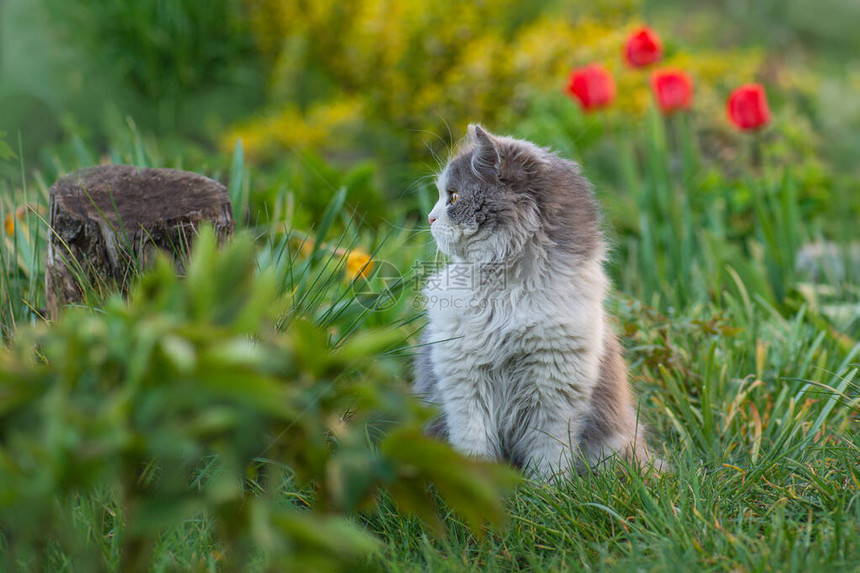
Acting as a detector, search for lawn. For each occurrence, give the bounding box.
[0,1,858,571]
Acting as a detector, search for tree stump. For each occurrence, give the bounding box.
[46,165,234,318]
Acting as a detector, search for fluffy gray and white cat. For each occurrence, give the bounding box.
[414,124,658,479]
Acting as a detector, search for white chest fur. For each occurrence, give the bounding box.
[422,256,609,475]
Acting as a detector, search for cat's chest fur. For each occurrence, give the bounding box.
[424,259,606,381]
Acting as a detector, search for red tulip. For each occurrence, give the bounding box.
[650,69,693,114]
[565,64,616,112]
[624,26,663,68]
[727,84,771,130]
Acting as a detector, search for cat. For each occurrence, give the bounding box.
[413,124,658,479]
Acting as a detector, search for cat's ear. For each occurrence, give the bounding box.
[468,124,500,179]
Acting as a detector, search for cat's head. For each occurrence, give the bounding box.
[428,125,602,263]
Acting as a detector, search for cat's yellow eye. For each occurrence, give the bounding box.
[448,190,459,205]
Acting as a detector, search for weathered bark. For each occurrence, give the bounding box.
[46,165,234,318]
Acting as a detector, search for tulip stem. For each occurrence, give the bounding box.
[750,131,764,175]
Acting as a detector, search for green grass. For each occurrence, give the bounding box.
[366,298,860,572]
[0,114,858,572]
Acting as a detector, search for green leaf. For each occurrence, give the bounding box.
[311,187,347,265]
[0,131,17,161]
[380,428,520,536]
[271,509,382,563]
[228,138,246,221]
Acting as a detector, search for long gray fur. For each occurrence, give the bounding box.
[414,124,659,479]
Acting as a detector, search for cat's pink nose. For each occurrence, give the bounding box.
[428,214,437,225]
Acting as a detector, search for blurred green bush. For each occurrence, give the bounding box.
[0,228,518,571]
[2,0,267,153]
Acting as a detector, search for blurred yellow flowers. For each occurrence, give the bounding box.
[287,233,374,281]
[229,1,764,161]
[3,205,32,236]
[345,250,374,280]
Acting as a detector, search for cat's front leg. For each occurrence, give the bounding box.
[521,411,583,480]
[441,392,499,460]
[519,378,595,480]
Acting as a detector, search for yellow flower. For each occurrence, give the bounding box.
[299,238,315,257]
[3,205,27,236]
[345,250,373,280]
